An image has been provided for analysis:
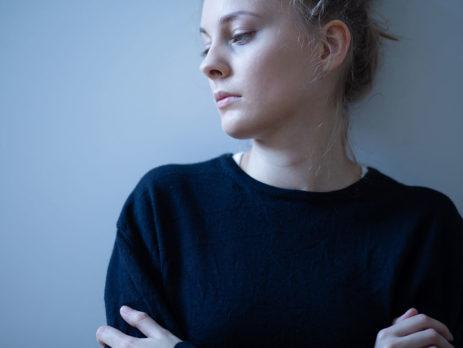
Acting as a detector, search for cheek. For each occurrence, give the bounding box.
[245,47,307,111]
[261,39,306,84]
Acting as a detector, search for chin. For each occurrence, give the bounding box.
[222,126,253,140]
[220,116,256,140]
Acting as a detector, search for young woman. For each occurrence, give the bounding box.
[96,0,462,347]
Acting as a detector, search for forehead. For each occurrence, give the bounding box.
[199,0,288,31]
[201,0,268,14]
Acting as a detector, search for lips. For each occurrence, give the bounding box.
[214,91,241,102]
[216,95,241,109]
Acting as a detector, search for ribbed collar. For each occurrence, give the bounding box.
[218,152,385,202]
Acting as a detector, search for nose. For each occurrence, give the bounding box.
[199,45,231,79]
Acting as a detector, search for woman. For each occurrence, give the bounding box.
[96,0,462,347]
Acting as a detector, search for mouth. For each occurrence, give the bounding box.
[217,96,241,109]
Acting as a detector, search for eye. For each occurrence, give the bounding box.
[200,48,209,58]
[230,31,255,44]
[200,31,255,58]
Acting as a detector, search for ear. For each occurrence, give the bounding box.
[319,19,351,72]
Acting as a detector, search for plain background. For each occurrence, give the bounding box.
[1,0,462,347]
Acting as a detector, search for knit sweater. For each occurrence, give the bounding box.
[104,152,463,347]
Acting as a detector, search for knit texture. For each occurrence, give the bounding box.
[104,152,463,347]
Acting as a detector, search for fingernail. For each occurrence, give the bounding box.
[121,305,130,313]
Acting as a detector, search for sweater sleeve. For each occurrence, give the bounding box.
[104,228,198,347]
[103,176,198,347]
[174,342,199,348]
[423,195,463,348]
[393,194,463,348]
[443,200,463,348]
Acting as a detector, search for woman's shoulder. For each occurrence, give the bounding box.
[366,166,460,216]
[115,153,232,231]
[405,184,460,219]
[133,153,227,191]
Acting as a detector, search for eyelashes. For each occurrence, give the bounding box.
[200,49,209,58]
[200,31,256,58]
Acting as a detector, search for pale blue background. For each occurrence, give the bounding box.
[0,1,462,347]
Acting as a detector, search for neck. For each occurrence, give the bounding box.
[239,140,361,193]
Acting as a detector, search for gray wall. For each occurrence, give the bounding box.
[0,1,461,347]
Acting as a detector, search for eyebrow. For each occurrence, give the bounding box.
[199,10,262,35]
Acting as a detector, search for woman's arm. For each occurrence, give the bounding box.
[102,227,198,347]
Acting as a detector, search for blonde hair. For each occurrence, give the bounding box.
[287,0,400,165]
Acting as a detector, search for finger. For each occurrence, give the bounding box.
[392,308,414,325]
[96,335,105,348]
[96,325,134,348]
[392,307,418,325]
[98,338,106,348]
[398,327,454,348]
[120,305,165,339]
[392,313,454,342]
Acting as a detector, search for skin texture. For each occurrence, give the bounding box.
[199,0,362,192]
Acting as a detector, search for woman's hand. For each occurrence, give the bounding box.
[96,305,184,348]
[374,307,455,348]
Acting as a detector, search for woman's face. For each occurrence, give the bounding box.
[199,0,325,141]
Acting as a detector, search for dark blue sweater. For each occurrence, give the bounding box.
[104,152,463,347]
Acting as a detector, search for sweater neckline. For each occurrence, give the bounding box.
[219,152,380,201]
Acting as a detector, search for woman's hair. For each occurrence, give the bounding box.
[289,0,399,109]
[286,0,400,165]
